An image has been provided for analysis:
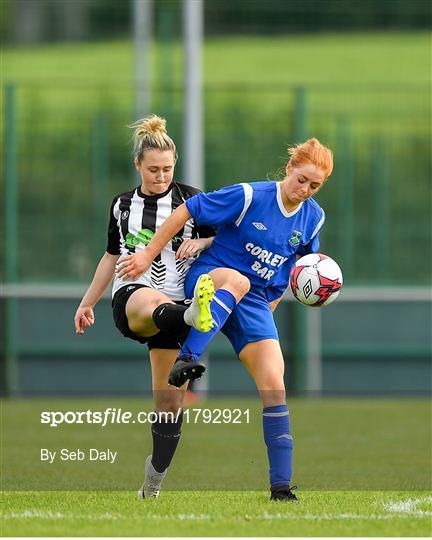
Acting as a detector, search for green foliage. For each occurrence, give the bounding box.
[204,0,432,34]
[2,33,431,284]
[3,0,430,46]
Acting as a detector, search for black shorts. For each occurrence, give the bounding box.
[112,284,190,350]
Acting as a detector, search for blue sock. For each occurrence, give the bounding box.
[263,404,293,487]
[180,289,236,360]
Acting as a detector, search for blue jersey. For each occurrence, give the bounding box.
[186,181,325,302]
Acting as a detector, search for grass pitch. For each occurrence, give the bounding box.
[4,32,429,86]
[3,397,430,491]
[1,397,431,536]
[2,490,431,536]
[3,32,429,125]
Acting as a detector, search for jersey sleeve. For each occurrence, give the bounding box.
[297,209,325,256]
[196,224,217,238]
[185,184,247,227]
[106,198,121,255]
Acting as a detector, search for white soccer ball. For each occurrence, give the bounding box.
[289,253,343,307]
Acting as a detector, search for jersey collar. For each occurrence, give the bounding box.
[137,182,174,200]
[276,182,303,218]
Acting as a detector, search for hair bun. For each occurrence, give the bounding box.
[129,114,177,162]
[287,137,333,178]
[134,115,167,137]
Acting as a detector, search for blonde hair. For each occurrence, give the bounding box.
[288,137,333,179]
[129,114,177,163]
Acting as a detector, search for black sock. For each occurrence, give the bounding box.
[151,410,184,473]
[152,303,188,332]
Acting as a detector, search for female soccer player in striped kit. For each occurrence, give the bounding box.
[116,137,334,501]
[74,115,215,499]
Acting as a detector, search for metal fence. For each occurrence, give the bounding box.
[1,80,431,397]
[0,284,430,396]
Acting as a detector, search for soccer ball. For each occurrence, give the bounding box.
[289,253,343,307]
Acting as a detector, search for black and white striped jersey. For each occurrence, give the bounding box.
[106,182,214,301]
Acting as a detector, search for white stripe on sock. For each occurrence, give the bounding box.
[213,295,232,315]
[276,433,293,440]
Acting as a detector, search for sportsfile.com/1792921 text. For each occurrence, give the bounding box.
[40,408,250,427]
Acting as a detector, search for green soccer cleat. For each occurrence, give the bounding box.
[183,273,215,333]
[138,455,168,499]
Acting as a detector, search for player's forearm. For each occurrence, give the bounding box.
[79,252,119,308]
[145,203,192,258]
[199,236,214,250]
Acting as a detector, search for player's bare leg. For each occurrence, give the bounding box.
[126,288,173,338]
[126,284,215,341]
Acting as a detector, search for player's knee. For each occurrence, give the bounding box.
[258,373,286,400]
[149,298,171,316]
[260,388,286,407]
[129,297,166,325]
[237,274,251,296]
[154,391,183,415]
[228,271,250,299]
[156,402,183,417]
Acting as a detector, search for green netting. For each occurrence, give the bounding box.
[2,83,431,285]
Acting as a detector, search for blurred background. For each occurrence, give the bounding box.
[1,0,431,396]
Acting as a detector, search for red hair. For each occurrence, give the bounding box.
[288,138,333,178]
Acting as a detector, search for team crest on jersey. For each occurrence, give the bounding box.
[289,230,303,247]
[126,228,184,249]
[253,222,267,231]
[126,229,154,248]
[121,210,130,220]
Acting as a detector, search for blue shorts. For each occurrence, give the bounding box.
[184,262,279,355]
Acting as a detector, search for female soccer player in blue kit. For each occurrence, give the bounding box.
[116,137,334,501]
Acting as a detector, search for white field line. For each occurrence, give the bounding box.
[3,507,432,522]
[3,510,121,521]
[4,497,431,523]
[383,496,432,518]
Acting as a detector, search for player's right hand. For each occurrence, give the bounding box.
[74,306,95,335]
[115,251,153,280]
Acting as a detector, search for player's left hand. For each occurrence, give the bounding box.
[176,238,205,260]
[74,306,95,334]
[115,251,153,280]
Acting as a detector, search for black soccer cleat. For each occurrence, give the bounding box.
[168,355,206,388]
[270,484,299,502]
